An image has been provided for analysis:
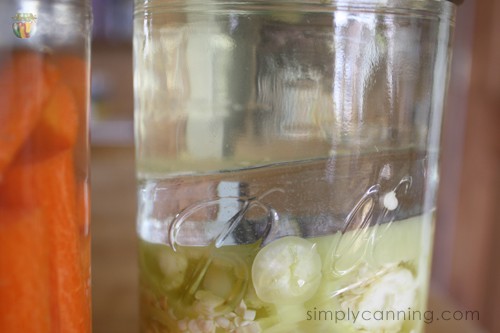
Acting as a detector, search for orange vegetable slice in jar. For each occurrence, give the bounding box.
[0,50,90,333]
[0,51,59,176]
[0,208,52,333]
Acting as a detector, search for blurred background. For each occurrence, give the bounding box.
[89,1,500,332]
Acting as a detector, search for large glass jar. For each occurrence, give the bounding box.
[133,1,457,332]
[0,1,91,332]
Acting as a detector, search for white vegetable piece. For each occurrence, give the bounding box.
[158,247,188,290]
[351,267,417,332]
[252,236,322,304]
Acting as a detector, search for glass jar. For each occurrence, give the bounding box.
[0,1,91,332]
[133,1,457,332]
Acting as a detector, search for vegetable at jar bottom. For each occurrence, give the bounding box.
[139,215,432,333]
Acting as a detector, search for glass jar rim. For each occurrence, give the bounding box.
[135,0,457,18]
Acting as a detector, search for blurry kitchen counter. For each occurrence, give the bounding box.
[90,146,485,333]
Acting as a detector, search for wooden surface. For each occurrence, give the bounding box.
[448,1,500,332]
[91,147,138,333]
[90,147,485,333]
